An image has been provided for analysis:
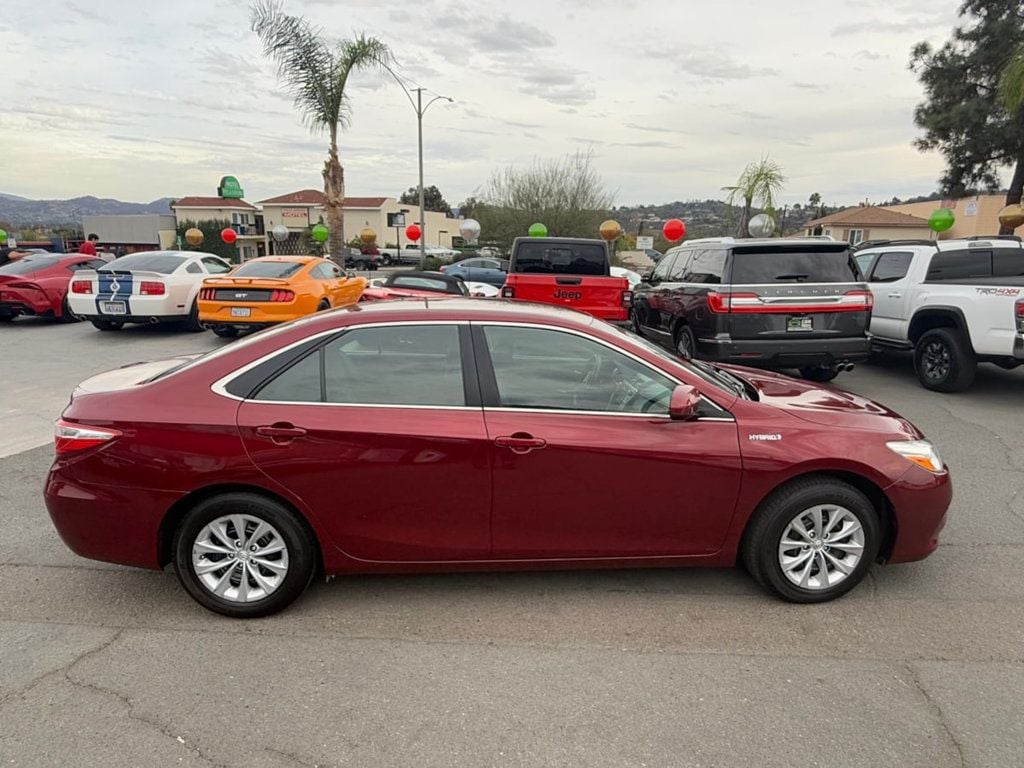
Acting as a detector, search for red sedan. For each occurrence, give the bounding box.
[0,253,108,322]
[45,300,952,617]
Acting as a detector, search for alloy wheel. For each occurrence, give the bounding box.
[777,504,864,591]
[191,514,290,603]
[921,341,951,382]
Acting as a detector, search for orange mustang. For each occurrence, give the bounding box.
[198,256,366,337]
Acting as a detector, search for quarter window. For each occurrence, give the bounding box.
[185,262,202,274]
[869,252,912,283]
[993,249,1024,277]
[482,326,675,415]
[202,257,231,274]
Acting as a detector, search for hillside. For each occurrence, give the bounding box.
[0,195,175,226]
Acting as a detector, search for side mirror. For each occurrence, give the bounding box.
[668,384,700,421]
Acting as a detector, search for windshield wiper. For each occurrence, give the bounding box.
[690,359,748,399]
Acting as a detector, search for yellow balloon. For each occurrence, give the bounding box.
[599,219,622,242]
[360,227,377,245]
[997,204,1024,231]
[185,228,204,247]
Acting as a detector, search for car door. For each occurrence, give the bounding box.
[474,323,742,559]
[473,259,507,286]
[236,323,492,561]
[637,251,678,340]
[866,251,914,340]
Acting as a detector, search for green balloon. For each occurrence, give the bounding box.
[0,229,7,245]
[928,208,955,233]
[528,222,548,238]
[311,223,329,243]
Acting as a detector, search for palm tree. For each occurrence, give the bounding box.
[251,1,393,260]
[998,44,1024,234]
[723,158,786,237]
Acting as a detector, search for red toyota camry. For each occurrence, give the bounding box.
[0,252,109,322]
[45,299,952,617]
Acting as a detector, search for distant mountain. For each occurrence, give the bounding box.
[0,195,175,226]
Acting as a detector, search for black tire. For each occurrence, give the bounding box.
[173,493,317,618]
[799,366,839,383]
[317,299,330,311]
[91,319,124,331]
[212,326,239,338]
[674,324,696,360]
[380,254,393,266]
[630,306,645,337]
[355,260,368,271]
[183,301,204,332]
[0,315,14,323]
[914,327,976,392]
[59,295,80,323]
[741,477,881,603]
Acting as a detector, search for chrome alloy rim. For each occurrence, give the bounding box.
[778,505,865,591]
[192,515,289,603]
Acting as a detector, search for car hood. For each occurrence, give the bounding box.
[718,364,921,436]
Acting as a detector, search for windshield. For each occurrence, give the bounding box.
[0,256,60,275]
[729,248,859,283]
[234,261,305,279]
[100,253,186,274]
[388,275,462,293]
[512,242,608,276]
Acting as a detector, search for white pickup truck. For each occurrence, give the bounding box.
[378,244,458,265]
[853,236,1024,391]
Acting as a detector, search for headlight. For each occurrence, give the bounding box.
[886,440,945,473]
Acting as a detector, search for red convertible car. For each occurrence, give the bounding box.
[360,271,469,301]
[45,300,951,617]
[0,253,108,322]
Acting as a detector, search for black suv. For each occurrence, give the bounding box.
[631,237,872,381]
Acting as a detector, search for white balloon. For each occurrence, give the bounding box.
[459,218,481,242]
[748,213,776,238]
[271,224,289,242]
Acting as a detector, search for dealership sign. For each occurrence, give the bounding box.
[217,176,245,199]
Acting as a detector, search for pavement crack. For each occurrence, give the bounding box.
[902,663,967,768]
[263,746,327,768]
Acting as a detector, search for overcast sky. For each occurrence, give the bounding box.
[1,0,969,208]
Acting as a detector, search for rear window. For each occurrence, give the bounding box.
[512,242,608,276]
[100,253,186,274]
[0,256,59,275]
[388,275,463,294]
[234,261,305,279]
[729,247,859,284]
[926,249,992,282]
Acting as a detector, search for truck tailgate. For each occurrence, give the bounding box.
[505,274,630,321]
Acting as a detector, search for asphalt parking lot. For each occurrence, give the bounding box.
[1,317,1023,767]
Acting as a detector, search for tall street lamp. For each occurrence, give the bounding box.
[392,79,453,266]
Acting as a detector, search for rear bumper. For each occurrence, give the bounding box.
[199,301,310,327]
[79,314,183,324]
[696,335,871,368]
[0,299,50,317]
[885,466,953,564]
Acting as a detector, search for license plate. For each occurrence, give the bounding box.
[102,301,127,315]
[230,307,252,318]
[787,316,813,332]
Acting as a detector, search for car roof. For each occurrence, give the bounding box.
[243,255,319,264]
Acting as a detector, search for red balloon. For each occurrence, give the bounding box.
[221,227,238,244]
[662,219,686,242]
[405,224,422,242]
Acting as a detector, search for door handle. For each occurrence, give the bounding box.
[887,292,902,299]
[494,434,547,454]
[256,424,308,442]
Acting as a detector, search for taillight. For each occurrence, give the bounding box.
[622,290,634,308]
[54,419,122,455]
[707,290,873,314]
[501,286,515,298]
[707,291,757,313]
[1016,299,1024,333]
[199,288,215,300]
[140,281,165,295]
[271,290,295,302]
[845,289,874,311]
[71,280,93,294]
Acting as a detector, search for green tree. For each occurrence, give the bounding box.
[723,158,786,237]
[251,1,393,259]
[911,1,1024,233]
[176,220,240,263]
[476,151,613,247]
[808,192,822,212]
[399,185,452,214]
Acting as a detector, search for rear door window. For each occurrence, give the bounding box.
[687,250,726,284]
[651,253,676,283]
[669,250,694,281]
[512,242,608,276]
[926,249,993,282]
[869,252,913,283]
[728,247,859,284]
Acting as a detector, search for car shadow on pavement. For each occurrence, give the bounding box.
[859,349,1024,400]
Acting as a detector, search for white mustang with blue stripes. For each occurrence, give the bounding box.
[67,250,233,331]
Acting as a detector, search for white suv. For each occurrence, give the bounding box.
[854,236,1024,391]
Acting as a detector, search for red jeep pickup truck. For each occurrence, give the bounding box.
[499,237,633,322]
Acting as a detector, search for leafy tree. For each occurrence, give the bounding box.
[457,196,482,219]
[251,1,393,259]
[176,219,240,263]
[399,185,452,214]
[911,1,1024,233]
[723,158,786,237]
[476,151,613,246]
[808,192,822,210]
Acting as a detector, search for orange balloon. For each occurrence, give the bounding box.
[599,219,622,242]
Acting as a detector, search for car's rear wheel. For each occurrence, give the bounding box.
[630,307,645,337]
[91,319,123,331]
[0,315,15,323]
[173,493,317,618]
[59,295,80,323]
[741,477,880,603]
[914,327,976,392]
[799,365,839,383]
[355,260,368,271]
[317,299,330,311]
[674,324,696,360]
[212,326,239,338]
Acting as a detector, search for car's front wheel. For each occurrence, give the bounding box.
[741,477,880,603]
[173,493,317,618]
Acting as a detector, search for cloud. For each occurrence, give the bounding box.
[792,82,827,92]
[831,18,947,36]
[664,47,779,80]
[467,15,555,51]
[854,49,886,60]
[624,123,688,135]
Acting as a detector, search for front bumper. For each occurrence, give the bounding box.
[885,465,953,564]
[696,334,871,369]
